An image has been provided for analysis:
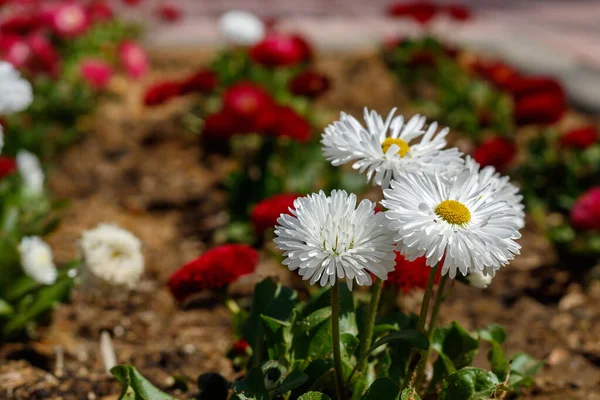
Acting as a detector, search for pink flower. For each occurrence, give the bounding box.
[80,58,112,89]
[571,187,600,231]
[48,2,90,38]
[249,33,312,67]
[118,40,148,79]
[87,1,113,23]
[156,3,181,22]
[0,35,31,68]
[26,33,61,77]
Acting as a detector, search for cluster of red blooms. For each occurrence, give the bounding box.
[143,69,218,106]
[251,193,300,236]
[473,61,567,127]
[560,126,598,150]
[167,244,259,303]
[249,33,312,67]
[571,187,600,232]
[385,252,441,293]
[0,0,149,86]
[388,1,472,25]
[472,136,516,172]
[0,156,17,180]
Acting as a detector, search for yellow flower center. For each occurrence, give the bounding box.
[381,138,410,157]
[435,200,471,226]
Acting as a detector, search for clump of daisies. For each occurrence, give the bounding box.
[18,236,57,285]
[78,223,144,289]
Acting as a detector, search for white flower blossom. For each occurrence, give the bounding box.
[19,236,57,285]
[16,150,44,196]
[78,223,144,288]
[466,269,494,289]
[0,61,33,115]
[219,10,266,46]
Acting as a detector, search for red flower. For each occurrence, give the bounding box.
[251,194,300,236]
[388,2,438,25]
[507,76,563,100]
[571,187,600,231]
[156,3,181,22]
[118,40,148,79]
[249,34,312,67]
[0,35,31,68]
[476,61,520,90]
[408,50,437,67]
[0,156,17,180]
[445,4,472,22]
[168,244,259,302]
[26,33,61,77]
[560,126,598,150]
[203,110,241,139]
[80,58,112,89]
[87,1,113,23]
[266,106,311,142]
[180,69,218,95]
[0,14,43,36]
[232,338,250,354]
[472,137,516,171]
[143,80,181,106]
[514,92,565,126]
[386,252,440,293]
[48,2,90,38]
[289,70,330,99]
[222,82,273,118]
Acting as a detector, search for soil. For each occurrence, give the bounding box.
[1,50,599,400]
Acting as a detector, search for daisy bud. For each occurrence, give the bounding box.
[19,236,57,285]
[465,270,494,289]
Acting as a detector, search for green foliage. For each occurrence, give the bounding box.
[438,368,501,400]
[111,365,179,400]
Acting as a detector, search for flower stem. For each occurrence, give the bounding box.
[415,274,449,390]
[331,283,345,400]
[358,278,384,359]
[407,263,440,390]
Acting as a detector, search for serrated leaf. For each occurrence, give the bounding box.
[110,365,179,400]
[439,368,500,400]
[362,377,399,400]
[298,392,332,400]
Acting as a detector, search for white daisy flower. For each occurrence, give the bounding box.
[382,168,522,279]
[79,223,144,289]
[16,150,44,196]
[219,10,265,46]
[0,61,33,115]
[322,108,464,187]
[465,156,525,229]
[19,236,57,285]
[466,269,494,289]
[274,190,396,290]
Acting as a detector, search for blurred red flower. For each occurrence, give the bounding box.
[408,50,437,67]
[180,69,218,95]
[26,33,61,76]
[0,14,43,36]
[223,82,273,118]
[0,156,17,180]
[143,80,181,106]
[386,252,440,293]
[388,2,438,25]
[203,110,241,139]
[445,4,472,22]
[87,1,113,22]
[48,2,90,38]
[0,35,31,68]
[288,70,330,99]
[118,40,148,79]
[507,76,563,100]
[513,91,565,126]
[168,244,259,302]
[251,193,300,236]
[156,3,181,22]
[232,338,250,354]
[249,33,312,67]
[472,136,516,171]
[475,61,520,90]
[80,58,112,89]
[571,187,600,231]
[266,106,312,142]
[122,0,141,5]
[560,126,598,150]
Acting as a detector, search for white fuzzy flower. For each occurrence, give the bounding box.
[0,126,4,154]
[274,190,396,290]
[19,236,57,285]
[382,168,522,279]
[466,269,494,289]
[79,223,144,289]
[0,61,33,115]
[322,108,464,187]
[465,156,525,230]
[219,10,265,46]
[16,150,44,196]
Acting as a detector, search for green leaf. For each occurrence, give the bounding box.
[400,388,421,400]
[478,325,509,380]
[508,353,543,390]
[369,330,429,355]
[362,378,399,400]
[439,368,501,400]
[197,373,229,400]
[478,324,506,344]
[0,298,14,317]
[272,370,308,395]
[291,360,333,398]
[298,392,332,400]
[429,322,479,390]
[110,365,179,400]
[231,367,269,400]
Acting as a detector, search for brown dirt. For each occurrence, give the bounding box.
[1,51,599,400]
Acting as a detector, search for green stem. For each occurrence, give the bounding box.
[358,279,383,359]
[331,283,345,400]
[415,274,449,390]
[407,263,440,390]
